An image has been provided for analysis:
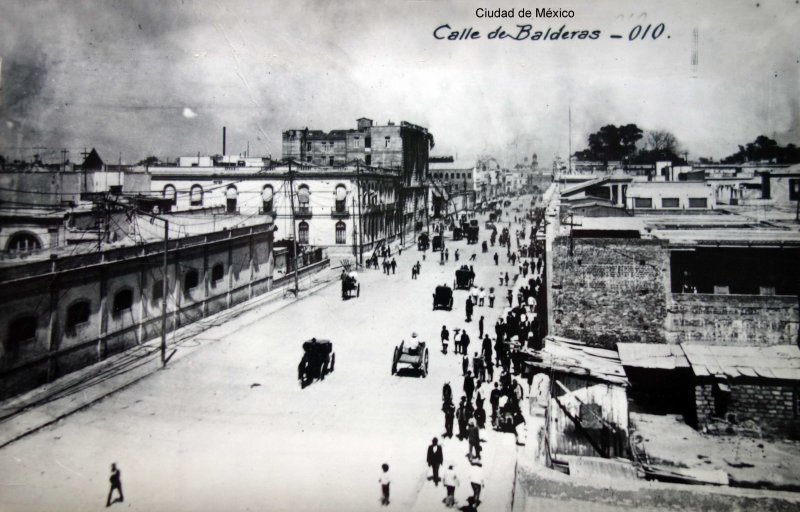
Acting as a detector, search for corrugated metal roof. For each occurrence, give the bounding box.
[533,336,629,386]
[617,343,689,370]
[681,344,800,381]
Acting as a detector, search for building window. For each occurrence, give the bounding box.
[152,280,164,303]
[365,155,371,166]
[352,137,360,148]
[335,221,346,244]
[113,289,134,315]
[7,232,42,253]
[66,300,91,334]
[225,186,238,214]
[329,156,334,166]
[661,198,680,208]
[6,315,36,361]
[633,198,653,208]
[384,136,390,148]
[306,156,312,163]
[297,185,310,209]
[190,184,204,206]
[184,269,199,293]
[688,198,708,208]
[335,185,347,213]
[162,184,177,204]
[298,221,309,244]
[211,263,224,285]
[262,185,274,213]
[365,136,371,148]
[789,179,800,201]
[306,142,311,151]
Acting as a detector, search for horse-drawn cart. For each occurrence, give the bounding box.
[454,265,474,290]
[341,271,360,299]
[418,232,430,251]
[433,284,454,310]
[391,336,429,377]
[298,338,335,388]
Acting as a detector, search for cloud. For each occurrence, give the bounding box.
[182,107,198,119]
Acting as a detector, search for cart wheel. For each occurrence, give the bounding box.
[391,347,399,375]
[422,349,429,377]
[330,352,336,373]
[357,284,360,297]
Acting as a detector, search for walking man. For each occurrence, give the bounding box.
[379,463,391,506]
[441,325,450,354]
[443,464,459,508]
[391,258,397,274]
[464,371,475,403]
[469,463,484,506]
[456,397,468,440]
[478,316,484,339]
[465,297,473,322]
[427,438,444,486]
[106,463,124,507]
[443,398,455,438]
[494,252,499,265]
[490,383,501,426]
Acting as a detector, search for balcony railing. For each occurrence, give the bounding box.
[330,209,350,218]
[295,206,313,219]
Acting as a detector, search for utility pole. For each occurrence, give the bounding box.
[352,196,358,258]
[287,161,300,295]
[355,161,364,265]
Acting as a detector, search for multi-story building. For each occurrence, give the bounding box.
[428,157,476,220]
[282,118,434,236]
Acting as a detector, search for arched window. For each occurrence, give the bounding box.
[225,186,238,213]
[297,185,310,209]
[190,184,204,206]
[335,185,347,213]
[113,289,133,315]
[66,300,91,334]
[211,263,224,285]
[7,232,41,253]
[163,184,177,204]
[6,315,37,361]
[335,221,346,244]
[184,269,199,293]
[298,221,309,244]
[262,185,274,213]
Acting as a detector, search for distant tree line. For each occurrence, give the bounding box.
[574,125,800,165]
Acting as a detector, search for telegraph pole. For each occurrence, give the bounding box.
[287,161,300,294]
[355,161,364,265]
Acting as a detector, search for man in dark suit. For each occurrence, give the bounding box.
[426,437,444,486]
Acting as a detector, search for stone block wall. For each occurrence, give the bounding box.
[551,237,668,348]
[695,380,799,439]
[667,293,799,345]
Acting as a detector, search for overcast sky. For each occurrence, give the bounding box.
[1,0,798,167]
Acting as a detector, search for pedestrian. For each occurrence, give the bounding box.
[467,418,482,460]
[411,266,417,279]
[443,398,455,438]
[461,330,471,357]
[478,316,484,339]
[498,272,504,286]
[488,287,495,308]
[456,397,468,440]
[459,496,478,512]
[486,357,494,382]
[494,252,499,266]
[473,352,485,383]
[506,289,513,307]
[106,463,124,507]
[379,463,391,506]
[504,272,509,286]
[482,335,492,363]
[391,258,397,274]
[490,382,501,426]
[445,248,449,262]
[462,353,469,376]
[454,248,460,261]
[427,438,444,486]
[479,288,486,307]
[469,463,484,506]
[465,297,473,323]
[442,464,459,508]
[441,325,450,354]
[464,371,475,403]
[441,249,445,264]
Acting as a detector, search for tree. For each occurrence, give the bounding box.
[137,156,161,166]
[631,129,686,165]
[578,124,643,163]
[722,136,800,164]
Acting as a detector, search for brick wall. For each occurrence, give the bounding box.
[667,293,799,345]
[695,380,799,439]
[551,237,668,348]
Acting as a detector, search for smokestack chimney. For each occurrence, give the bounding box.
[223,126,227,155]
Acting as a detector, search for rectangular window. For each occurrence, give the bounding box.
[306,142,311,151]
[384,136,390,148]
[352,137,360,148]
[661,198,680,208]
[633,197,653,208]
[689,198,708,208]
[365,137,371,148]
[790,179,800,201]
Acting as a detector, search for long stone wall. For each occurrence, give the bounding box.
[551,237,669,348]
[667,293,799,345]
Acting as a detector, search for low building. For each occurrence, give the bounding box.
[626,181,716,211]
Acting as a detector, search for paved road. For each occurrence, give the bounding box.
[0,205,533,512]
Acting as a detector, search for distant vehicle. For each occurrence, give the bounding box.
[465,225,479,244]
[454,265,474,289]
[391,337,429,377]
[433,284,454,310]
[485,221,495,231]
[298,338,335,388]
[452,227,463,241]
[341,271,360,299]
[418,232,430,251]
[432,234,444,252]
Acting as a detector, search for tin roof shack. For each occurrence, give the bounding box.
[684,344,800,439]
[617,343,696,426]
[532,336,630,473]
